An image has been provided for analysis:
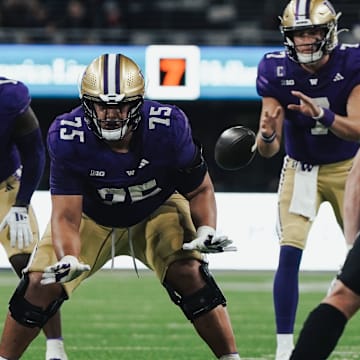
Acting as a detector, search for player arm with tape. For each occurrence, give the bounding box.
[41,194,90,285]
[0,107,45,249]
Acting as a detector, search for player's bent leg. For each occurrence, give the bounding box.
[291,239,360,360]
[324,235,360,312]
[0,272,67,359]
[9,255,68,360]
[337,234,360,306]
[0,311,42,359]
[163,259,240,359]
[290,303,347,359]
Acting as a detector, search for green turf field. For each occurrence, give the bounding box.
[0,269,359,359]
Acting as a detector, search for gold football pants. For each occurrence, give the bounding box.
[28,193,205,297]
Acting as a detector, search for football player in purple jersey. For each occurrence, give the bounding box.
[0,77,67,359]
[255,0,360,359]
[0,54,240,360]
[290,146,360,359]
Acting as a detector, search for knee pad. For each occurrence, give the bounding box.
[9,273,68,328]
[163,262,226,321]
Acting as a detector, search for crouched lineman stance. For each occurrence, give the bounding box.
[0,77,67,360]
[0,54,241,360]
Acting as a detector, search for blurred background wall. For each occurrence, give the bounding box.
[1,0,359,193]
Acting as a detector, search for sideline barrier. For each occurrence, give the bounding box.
[0,191,346,271]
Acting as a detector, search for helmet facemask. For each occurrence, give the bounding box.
[79,53,145,141]
[82,96,143,141]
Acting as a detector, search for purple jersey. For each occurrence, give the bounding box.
[48,100,200,227]
[256,45,360,164]
[0,77,31,182]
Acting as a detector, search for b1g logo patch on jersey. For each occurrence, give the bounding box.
[281,79,295,86]
[89,169,106,177]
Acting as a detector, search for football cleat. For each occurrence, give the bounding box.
[275,348,293,360]
[46,339,68,360]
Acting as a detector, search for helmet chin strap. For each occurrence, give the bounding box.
[296,36,327,64]
[286,36,326,64]
[89,99,143,141]
[296,49,324,64]
[100,123,129,141]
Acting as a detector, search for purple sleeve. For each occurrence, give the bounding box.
[256,55,278,98]
[171,106,198,168]
[15,128,45,204]
[47,117,84,195]
[170,107,207,193]
[49,159,83,195]
[2,80,31,117]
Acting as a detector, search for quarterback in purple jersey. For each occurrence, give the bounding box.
[255,0,360,359]
[0,77,67,360]
[0,54,241,360]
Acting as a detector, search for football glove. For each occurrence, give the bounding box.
[0,206,33,249]
[182,225,237,253]
[41,255,91,285]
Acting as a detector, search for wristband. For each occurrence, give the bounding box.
[196,225,216,238]
[260,130,276,143]
[312,107,335,128]
[312,107,324,120]
[14,201,29,209]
